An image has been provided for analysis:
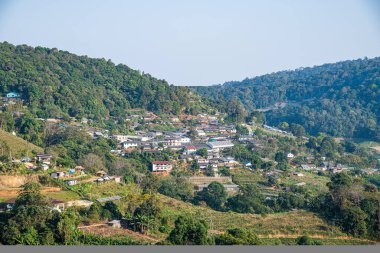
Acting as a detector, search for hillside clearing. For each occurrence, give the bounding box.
[0,129,43,156]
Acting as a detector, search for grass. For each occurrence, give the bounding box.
[0,129,43,157]
[259,238,375,245]
[158,195,344,236]
[280,171,330,193]
[69,181,377,245]
[43,190,81,201]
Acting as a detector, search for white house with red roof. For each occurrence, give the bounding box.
[184,146,197,154]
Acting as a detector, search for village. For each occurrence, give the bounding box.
[1,91,380,241]
[1,95,379,211]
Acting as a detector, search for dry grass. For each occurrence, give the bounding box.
[0,129,43,156]
[159,195,341,235]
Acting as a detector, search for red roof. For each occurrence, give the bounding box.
[152,161,171,165]
[185,146,197,150]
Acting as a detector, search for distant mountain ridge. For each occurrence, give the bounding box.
[192,58,380,140]
[0,42,209,121]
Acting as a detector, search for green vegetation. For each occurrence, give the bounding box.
[166,216,211,245]
[0,42,211,125]
[311,173,380,240]
[193,57,380,140]
[0,129,43,158]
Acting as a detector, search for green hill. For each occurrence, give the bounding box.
[0,42,210,121]
[192,58,380,140]
[0,129,43,157]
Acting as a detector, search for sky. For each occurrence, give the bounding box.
[0,0,380,86]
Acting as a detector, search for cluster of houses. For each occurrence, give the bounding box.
[299,159,351,174]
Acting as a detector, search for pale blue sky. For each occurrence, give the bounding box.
[0,0,379,86]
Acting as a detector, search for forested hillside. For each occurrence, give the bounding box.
[193,58,380,140]
[0,42,209,120]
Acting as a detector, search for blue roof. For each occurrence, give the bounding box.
[6,92,20,98]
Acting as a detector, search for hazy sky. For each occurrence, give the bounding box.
[0,0,380,86]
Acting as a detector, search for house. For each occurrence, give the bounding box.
[40,164,49,171]
[121,141,140,149]
[163,137,182,147]
[184,146,197,154]
[199,163,209,169]
[50,171,67,179]
[36,154,52,164]
[65,200,93,208]
[65,179,78,186]
[3,198,65,212]
[243,162,252,168]
[207,141,234,151]
[287,153,295,158]
[112,135,152,143]
[180,137,191,143]
[293,172,304,177]
[110,176,122,183]
[330,164,349,174]
[300,164,315,171]
[96,196,122,203]
[95,178,104,183]
[196,130,206,136]
[197,158,209,164]
[223,183,240,194]
[238,135,253,142]
[151,161,173,173]
[6,92,20,98]
[108,220,122,228]
[295,182,306,187]
[75,166,86,174]
[96,170,108,177]
[221,156,236,164]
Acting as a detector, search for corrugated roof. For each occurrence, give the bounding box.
[96,196,122,203]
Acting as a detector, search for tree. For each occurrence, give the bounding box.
[205,165,215,177]
[236,125,249,135]
[297,235,316,245]
[140,173,159,194]
[340,205,368,237]
[103,201,122,220]
[167,216,211,245]
[196,148,208,158]
[274,152,286,163]
[219,167,231,176]
[0,182,77,245]
[225,97,247,123]
[289,123,305,137]
[278,122,289,130]
[194,182,227,211]
[190,160,200,173]
[78,153,105,174]
[133,195,162,231]
[227,184,271,214]
[158,177,193,202]
[215,228,261,245]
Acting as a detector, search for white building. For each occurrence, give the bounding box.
[207,141,234,150]
[180,137,191,143]
[196,130,206,136]
[152,161,173,173]
[287,153,295,158]
[121,141,140,149]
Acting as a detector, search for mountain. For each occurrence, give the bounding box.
[192,58,380,140]
[0,42,209,121]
